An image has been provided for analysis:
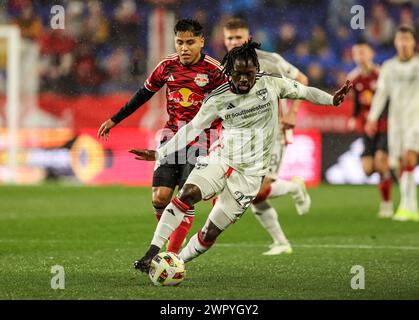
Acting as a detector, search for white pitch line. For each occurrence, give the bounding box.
[216,243,419,251]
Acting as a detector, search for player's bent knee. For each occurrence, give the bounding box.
[177,184,202,207]
[152,187,173,208]
[362,164,374,176]
[365,171,374,177]
[152,196,171,209]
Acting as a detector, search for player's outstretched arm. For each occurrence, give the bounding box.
[129,122,202,162]
[280,78,352,107]
[97,87,155,141]
[129,149,157,161]
[130,99,219,162]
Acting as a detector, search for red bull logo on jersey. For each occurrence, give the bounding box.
[360,89,373,105]
[168,88,204,107]
[194,73,209,87]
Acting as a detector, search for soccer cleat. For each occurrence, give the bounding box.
[262,243,293,255]
[392,208,419,222]
[291,177,311,215]
[133,245,160,273]
[378,201,393,218]
[133,257,152,273]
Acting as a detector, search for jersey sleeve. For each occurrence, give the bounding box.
[156,96,220,160]
[191,95,221,130]
[144,61,166,92]
[368,63,389,121]
[110,87,155,124]
[270,76,334,106]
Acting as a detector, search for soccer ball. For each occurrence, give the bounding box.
[149,252,185,286]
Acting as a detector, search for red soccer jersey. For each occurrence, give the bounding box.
[145,53,226,149]
[349,66,388,133]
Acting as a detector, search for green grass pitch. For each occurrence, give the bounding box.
[0,184,418,300]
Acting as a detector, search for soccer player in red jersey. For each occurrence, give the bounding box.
[347,41,393,218]
[98,19,226,252]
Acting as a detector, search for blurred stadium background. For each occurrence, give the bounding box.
[0,0,418,186]
[1,0,419,300]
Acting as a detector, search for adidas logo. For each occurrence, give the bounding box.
[168,74,175,82]
[227,103,236,110]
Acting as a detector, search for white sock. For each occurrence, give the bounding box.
[151,201,185,249]
[399,171,410,210]
[251,201,289,245]
[179,233,212,263]
[269,179,299,198]
[406,171,418,212]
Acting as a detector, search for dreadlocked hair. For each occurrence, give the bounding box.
[221,39,261,77]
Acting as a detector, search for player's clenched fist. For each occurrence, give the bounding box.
[97,119,116,140]
[129,149,158,161]
[333,80,352,106]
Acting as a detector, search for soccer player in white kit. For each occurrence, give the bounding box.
[366,26,419,222]
[223,18,311,255]
[130,40,351,272]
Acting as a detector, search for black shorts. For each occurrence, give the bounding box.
[361,133,388,157]
[152,144,207,190]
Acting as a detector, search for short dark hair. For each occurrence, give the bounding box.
[353,40,371,47]
[221,38,261,77]
[224,18,249,31]
[174,19,203,37]
[397,25,416,38]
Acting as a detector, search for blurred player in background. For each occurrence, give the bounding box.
[347,41,393,218]
[130,40,351,271]
[223,18,310,255]
[98,19,226,252]
[366,26,419,222]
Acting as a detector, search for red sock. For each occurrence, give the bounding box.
[403,165,415,173]
[167,214,194,253]
[378,177,392,202]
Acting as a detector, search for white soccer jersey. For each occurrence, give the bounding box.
[157,74,334,176]
[368,55,419,130]
[368,55,419,165]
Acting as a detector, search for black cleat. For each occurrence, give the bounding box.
[133,257,152,273]
[133,245,160,273]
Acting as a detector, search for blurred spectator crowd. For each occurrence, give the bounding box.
[0,0,418,95]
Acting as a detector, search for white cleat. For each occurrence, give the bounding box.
[262,243,293,255]
[291,177,311,215]
[378,201,393,218]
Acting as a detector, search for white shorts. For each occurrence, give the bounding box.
[184,155,263,229]
[266,141,287,180]
[388,128,419,168]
